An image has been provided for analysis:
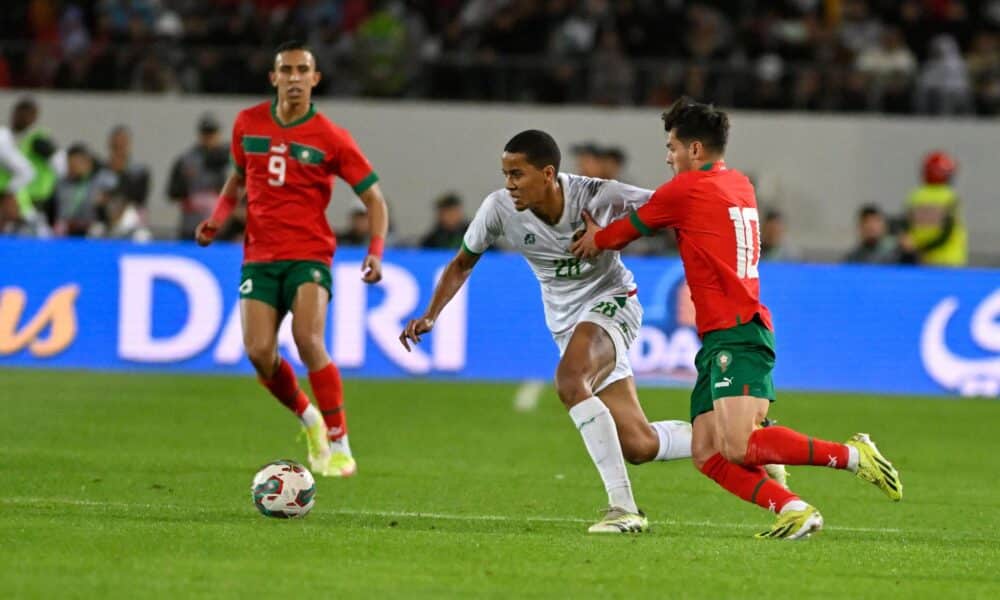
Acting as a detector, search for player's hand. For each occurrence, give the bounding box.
[399,316,434,352]
[361,254,382,284]
[569,210,602,259]
[195,219,219,246]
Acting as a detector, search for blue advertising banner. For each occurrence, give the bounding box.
[1,238,997,397]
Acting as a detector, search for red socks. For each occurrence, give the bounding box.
[700,453,798,512]
[744,426,850,469]
[309,362,346,441]
[260,358,347,442]
[259,357,309,416]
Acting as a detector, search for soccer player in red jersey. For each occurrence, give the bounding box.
[571,97,903,539]
[196,41,389,478]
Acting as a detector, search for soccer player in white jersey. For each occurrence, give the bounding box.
[399,130,694,533]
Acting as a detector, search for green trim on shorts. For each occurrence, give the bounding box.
[239,260,332,317]
[689,315,777,422]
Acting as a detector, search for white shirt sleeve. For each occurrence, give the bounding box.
[0,129,35,193]
[592,180,653,224]
[462,192,505,254]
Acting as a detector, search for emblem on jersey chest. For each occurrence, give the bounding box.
[524,233,536,245]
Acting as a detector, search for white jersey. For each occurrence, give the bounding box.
[463,173,652,335]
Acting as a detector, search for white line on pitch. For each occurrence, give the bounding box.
[513,379,546,412]
[2,496,904,534]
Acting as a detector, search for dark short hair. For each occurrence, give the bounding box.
[275,40,311,57]
[601,146,626,164]
[858,204,883,220]
[13,97,37,113]
[198,112,220,133]
[504,130,561,172]
[435,192,462,209]
[571,142,600,156]
[661,96,729,153]
[67,142,90,157]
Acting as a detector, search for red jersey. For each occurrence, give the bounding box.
[596,161,772,336]
[231,100,378,264]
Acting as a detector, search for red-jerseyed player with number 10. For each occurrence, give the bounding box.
[196,41,389,478]
[571,97,902,539]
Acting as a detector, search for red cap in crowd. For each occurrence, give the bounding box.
[923,151,957,184]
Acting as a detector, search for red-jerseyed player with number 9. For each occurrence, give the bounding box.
[197,41,389,479]
[571,97,903,539]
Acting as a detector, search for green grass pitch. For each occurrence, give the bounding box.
[2,369,998,598]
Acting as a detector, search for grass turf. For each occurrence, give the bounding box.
[1,369,998,598]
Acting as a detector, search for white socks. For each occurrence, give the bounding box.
[330,434,352,457]
[569,396,638,513]
[299,404,323,429]
[846,445,860,472]
[780,499,809,514]
[651,420,693,461]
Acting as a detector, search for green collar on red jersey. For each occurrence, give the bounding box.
[270,99,316,128]
[699,161,715,171]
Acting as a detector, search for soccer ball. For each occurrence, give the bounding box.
[251,460,316,519]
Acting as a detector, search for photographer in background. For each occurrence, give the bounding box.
[167,113,230,240]
[844,204,901,264]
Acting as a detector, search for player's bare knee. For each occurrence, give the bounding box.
[690,441,716,470]
[691,453,708,471]
[554,361,593,408]
[293,334,326,367]
[245,342,276,374]
[720,433,750,465]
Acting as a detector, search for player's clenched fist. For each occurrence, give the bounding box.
[195,220,219,246]
[361,254,382,284]
[399,317,434,351]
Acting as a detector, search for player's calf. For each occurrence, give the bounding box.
[619,429,659,465]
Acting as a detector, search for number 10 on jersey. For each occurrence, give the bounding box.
[728,206,760,279]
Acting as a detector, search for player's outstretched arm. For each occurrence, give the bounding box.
[399,248,480,352]
[358,183,389,284]
[196,171,245,246]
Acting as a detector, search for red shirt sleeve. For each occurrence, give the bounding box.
[594,212,642,250]
[594,177,688,250]
[230,112,246,175]
[330,128,378,195]
[634,177,688,230]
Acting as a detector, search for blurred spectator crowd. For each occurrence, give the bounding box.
[0,0,999,115]
[0,94,971,267]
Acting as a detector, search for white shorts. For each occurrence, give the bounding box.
[553,293,643,393]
